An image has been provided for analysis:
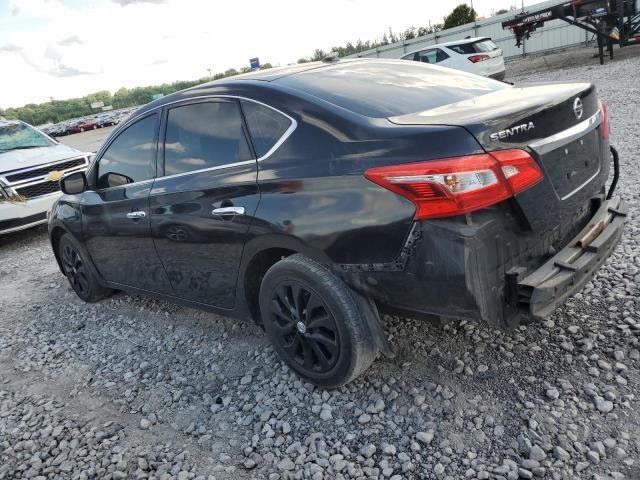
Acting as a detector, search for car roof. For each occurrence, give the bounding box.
[135,58,504,119]
[403,37,491,55]
[136,59,391,112]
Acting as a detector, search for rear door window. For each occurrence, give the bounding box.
[435,48,450,62]
[413,49,449,64]
[163,100,253,176]
[241,100,292,158]
[414,49,438,64]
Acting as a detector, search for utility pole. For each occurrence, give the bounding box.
[207,68,212,81]
[50,97,59,123]
[470,0,478,36]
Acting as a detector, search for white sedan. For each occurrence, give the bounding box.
[401,37,505,80]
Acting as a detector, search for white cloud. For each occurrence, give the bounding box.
[57,35,84,47]
[110,0,166,5]
[0,0,537,108]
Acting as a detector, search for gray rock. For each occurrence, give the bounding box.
[416,431,434,445]
[575,462,589,472]
[358,413,371,424]
[586,450,600,464]
[320,408,332,421]
[361,444,376,458]
[546,388,559,400]
[277,458,295,471]
[594,397,614,413]
[528,445,546,462]
[382,443,396,456]
[553,446,570,462]
[518,468,533,479]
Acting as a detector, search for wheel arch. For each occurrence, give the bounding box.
[49,222,103,283]
[238,233,331,325]
[49,224,70,274]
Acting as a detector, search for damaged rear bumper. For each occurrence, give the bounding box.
[516,197,626,318]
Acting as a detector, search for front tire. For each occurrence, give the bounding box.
[59,234,113,303]
[259,254,377,387]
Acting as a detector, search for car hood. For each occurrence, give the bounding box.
[0,143,85,174]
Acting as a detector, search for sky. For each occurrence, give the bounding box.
[0,0,538,109]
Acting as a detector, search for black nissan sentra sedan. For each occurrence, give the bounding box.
[48,58,626,387]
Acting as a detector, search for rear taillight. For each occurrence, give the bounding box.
[599,100,610,140]
[364,149,543,220]
[468,54,490,63]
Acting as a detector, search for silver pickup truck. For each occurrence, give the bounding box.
[0,119,89,235]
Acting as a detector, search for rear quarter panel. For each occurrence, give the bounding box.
[247,86,485,266]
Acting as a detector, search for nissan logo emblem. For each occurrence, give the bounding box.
[573,97,583,120]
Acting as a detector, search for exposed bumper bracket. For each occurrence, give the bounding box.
[517,196,627,318]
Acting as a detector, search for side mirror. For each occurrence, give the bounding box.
[60,171,87,195]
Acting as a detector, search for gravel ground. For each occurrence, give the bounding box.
[1,52,640,480]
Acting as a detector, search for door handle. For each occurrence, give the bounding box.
[212,206,245,216]
[126,211,146,219]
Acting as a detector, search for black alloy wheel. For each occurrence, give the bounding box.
[270,281,340,374]
[259,254,377,387]
[58,233,113,303]
[62,243,90,298]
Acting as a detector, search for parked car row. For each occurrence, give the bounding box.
[42,108,137,137]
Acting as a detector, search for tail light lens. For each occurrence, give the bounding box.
[364,149,543,220]
[468,54,490,63]
[599,100,610,140]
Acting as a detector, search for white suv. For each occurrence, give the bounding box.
[0,119,89,235]
[401,37,505,80]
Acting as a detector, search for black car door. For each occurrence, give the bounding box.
[82,112,174,294]
[149,98,261,308]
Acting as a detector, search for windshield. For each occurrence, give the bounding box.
[0,121,55,153]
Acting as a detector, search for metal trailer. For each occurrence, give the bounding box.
[502,0,640,64]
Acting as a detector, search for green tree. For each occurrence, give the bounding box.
[312,49,327,61]
[403,27,417,40]
[443,3,477,30]
[495,8,509,15]
[1,64,262,125]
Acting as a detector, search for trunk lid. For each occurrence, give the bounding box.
[388,82,608,233]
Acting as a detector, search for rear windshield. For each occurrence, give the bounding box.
[449,39,499,54]
[275,60,506,118]
[473,39,499,52]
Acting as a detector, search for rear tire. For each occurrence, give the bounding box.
[259,254,377,388]
[59,234,113,303]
